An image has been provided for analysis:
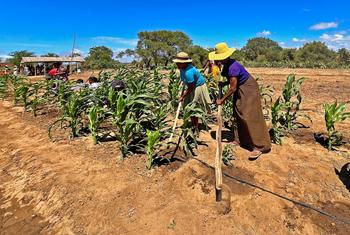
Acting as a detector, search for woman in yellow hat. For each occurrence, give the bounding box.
[173,52,212,129]
[209,43,271,159]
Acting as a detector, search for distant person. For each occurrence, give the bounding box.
[211,61,221,83]
[24,66,30,76]
[173,52,211,130]
[87,76,101,89]
[209,42,271,160]
[48,63,60,80]
[111,80,126,92]
[59,66,69,81]
[48,63,67,80]
[70,79,87,91]
[13,66,19,76]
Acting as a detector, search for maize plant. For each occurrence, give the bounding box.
[281,74,310,130]
[28,82,47,116]
[0,75,9,99]
[57,82,72,110]
[88,105,105,144]
[49,93,84,140]
[222,94,236,130]
[178,103,207,156]
[143,103,171,134]
[323,100,350,150]
[146,130,161,169]
[222,145,235,166]
[14,83,30,110]
[99,71,113,82]
[111,93,148,159]
[168,66,181,111]
[108,87,118,110]
[270,97,286,145]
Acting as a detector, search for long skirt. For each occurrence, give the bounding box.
[184,84,212,113]
[233,76,271,152]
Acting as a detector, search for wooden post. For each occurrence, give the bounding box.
[215,84,223,202]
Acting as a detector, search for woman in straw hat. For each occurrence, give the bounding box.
[209,43,271,159]
[173,52,212,130]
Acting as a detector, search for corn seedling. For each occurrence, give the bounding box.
[0,75,9,99]
[14,83,30,110]
[88,105,105,144]
[49,93,84,140]
[222,145,235,166]
[28,82,47,116]
[178,103,207,156]
[281,74,310,130]
[168,66,181,111]
[323,100,350,150]
[269,74,311,144]
[222,95,236,130]
[111,93,149,159]
[146,130,162,169]
[270,97,286,144]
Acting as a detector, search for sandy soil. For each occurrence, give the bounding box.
[1,68,350,234]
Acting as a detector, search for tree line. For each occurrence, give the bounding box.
[6,30,350,69]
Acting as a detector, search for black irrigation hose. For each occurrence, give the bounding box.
[193,158,350,226]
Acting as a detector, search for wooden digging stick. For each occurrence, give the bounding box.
[215,84,223,202]
[169,83,183,143]
[169,101,182,143]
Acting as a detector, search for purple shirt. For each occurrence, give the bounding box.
[221,59,250,85]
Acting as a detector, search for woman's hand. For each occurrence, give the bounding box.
[216,99,224,105]
[179,96,185,102]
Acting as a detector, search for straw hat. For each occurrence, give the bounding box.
[208,42,236,61]
[173,52,193,63]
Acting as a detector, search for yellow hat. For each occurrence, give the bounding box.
[172,52,193,63]
[208,42,236,61]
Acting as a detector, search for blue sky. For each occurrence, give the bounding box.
[0,0,349,59]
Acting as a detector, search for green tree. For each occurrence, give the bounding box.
[41,53,59,57]
[295,41,336,66]
[337,48,350,65]
[187,45,210,67]
[85,46,116,69]
[136,30,193,68]
[231,49,245,62]
[9,50,35,66]
[242,37,283,62]
[282,48,297,61]
[116,49,137,63]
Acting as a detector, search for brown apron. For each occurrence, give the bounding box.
[233,76,271,152]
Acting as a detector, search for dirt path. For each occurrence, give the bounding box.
[1,69,350,234]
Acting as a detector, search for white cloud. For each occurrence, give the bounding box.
[320,33,350,50]
[310,22,338,30]
[0,55,12,62]
[292,38,307,43]
[257,30,271,37]
[92,36,138,47]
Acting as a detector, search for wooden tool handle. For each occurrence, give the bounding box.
[169,101,182,143]
[215,85,223,202]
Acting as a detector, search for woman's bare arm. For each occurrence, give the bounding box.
[216,77,237,105]
[179,83,195,102]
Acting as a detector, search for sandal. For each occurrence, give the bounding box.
[231,140,240,147]
[248,149,262,161]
